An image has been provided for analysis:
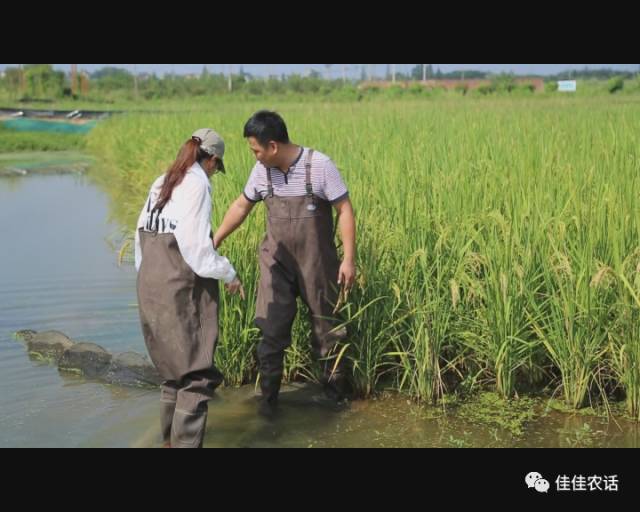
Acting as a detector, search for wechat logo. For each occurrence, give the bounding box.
[526,472,550,493]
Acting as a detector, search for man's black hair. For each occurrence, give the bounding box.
[243,110,290,146]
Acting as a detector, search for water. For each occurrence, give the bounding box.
[2,118,97,134]
[0,173,157,447]
[1,169,638,448]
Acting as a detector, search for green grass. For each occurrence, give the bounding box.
[0,151,93,174]
[0,123,87,152]
[86,97,640,416]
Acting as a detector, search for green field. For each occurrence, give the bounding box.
[85,96,640,419]
[0,122,87,152]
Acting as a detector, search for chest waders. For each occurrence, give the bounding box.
[137,203,223,448]
[256,149,349,412]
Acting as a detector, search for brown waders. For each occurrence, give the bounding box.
[137,214,223,448]
[256,149,349,413]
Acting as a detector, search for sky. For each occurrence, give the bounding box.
[1,64,638,79]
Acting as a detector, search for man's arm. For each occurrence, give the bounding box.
[213,194,256,248]
[334,197,356,290]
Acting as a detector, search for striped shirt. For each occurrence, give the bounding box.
[243,147,349,204]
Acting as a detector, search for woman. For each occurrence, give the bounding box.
[134,128,244,448]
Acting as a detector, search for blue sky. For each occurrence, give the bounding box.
[1,64,638,79]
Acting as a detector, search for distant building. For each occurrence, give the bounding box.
[359,78,545,92]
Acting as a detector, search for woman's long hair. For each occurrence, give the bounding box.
[156,136,210,210]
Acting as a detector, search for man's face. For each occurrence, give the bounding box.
[247,137,278,167]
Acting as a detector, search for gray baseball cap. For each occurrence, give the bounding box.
[192,128,225,173]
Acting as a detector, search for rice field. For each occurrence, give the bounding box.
[86,96,640,419]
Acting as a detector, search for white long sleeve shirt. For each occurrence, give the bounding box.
[134,162,237,284]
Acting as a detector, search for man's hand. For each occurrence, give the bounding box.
[337,259,356,291]
[225,277,246,300]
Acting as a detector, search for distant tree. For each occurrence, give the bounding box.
[24,64,65,98]
[608,76,624,94]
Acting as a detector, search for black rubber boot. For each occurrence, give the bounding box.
[258,374,282,419]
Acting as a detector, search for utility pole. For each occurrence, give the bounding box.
[133,64,139,100]
[391,64,396,83]
[19,64,26,93]
[80,72,89,96]
[324,64,332,81]
[71,64,78,96]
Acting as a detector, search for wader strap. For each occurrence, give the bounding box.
[305,148,314,197]
[148,204,165,233]
[266,167,274,198]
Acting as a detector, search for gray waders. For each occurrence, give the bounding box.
[256,149,349,413]
[137,209,223,448]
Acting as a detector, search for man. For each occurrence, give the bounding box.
[214,110,356,416]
